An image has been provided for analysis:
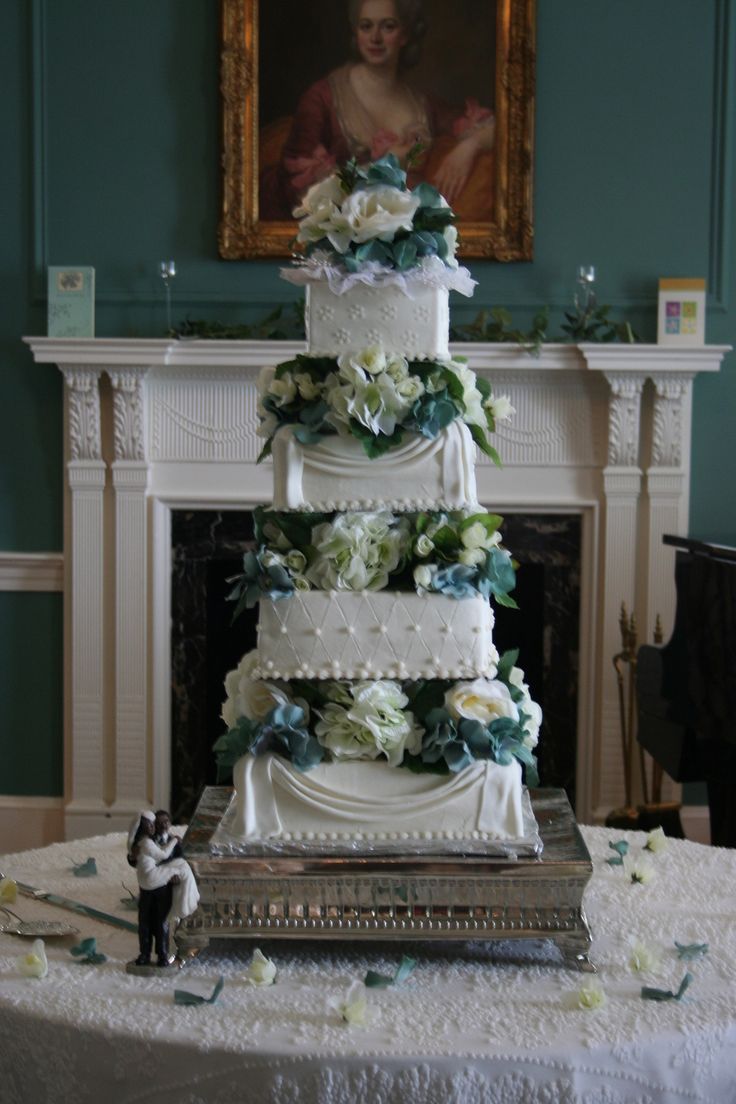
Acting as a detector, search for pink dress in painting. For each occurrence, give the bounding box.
[259,64,494,221]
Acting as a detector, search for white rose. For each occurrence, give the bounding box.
[18,938,48,978]
[446,360,486,427]
[256,412,279,439]
[349,347,387,376]
[294,372,322,400]
[339,980,369,1026]
[296,185,352,251]
[268,373,297,407]
[294,173,344,218]
[292,574,311,592]
[461,521,490,551]
[285,550,307,573]
[385,354,409,382]
[443,224,459,267]
[413,563,437,592]
[245,947,277,986]
[521,699,543,748]
[458,547,486,567]
[396,375,425,402]
[341,184,420,244]
[444,678,518,725]
[486,394,515,422]
[414,533,434,558]
[221,651,293,727]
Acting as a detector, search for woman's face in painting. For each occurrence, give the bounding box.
[355,0,408,68]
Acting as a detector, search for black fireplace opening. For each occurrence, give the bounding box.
[170,510,581,821]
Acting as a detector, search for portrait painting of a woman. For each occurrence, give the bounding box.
[258,0,496,223]
[220,0,534,260]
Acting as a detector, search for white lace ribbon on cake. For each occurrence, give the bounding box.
[281,253,477,298]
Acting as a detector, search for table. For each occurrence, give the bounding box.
[1,826,734,1104]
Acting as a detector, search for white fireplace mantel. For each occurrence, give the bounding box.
[25,337,729,839]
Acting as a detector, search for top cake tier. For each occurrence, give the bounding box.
[305,282,449,362]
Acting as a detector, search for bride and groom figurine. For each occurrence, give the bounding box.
[127,809,199,970]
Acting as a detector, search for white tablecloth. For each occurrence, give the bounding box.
[0,827,734,1104]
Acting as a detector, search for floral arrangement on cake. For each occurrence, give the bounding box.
[290,153,461,277]
[226,508,518,619]
[257,348,513,463]
[215,649,539,783]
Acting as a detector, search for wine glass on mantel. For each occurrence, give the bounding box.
[160,260,176,335]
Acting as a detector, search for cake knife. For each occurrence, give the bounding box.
[0,869,138,933]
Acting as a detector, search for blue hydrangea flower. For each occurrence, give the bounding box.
[431,563,478,599]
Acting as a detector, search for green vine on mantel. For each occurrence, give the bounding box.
[172,298,637,353]
[172,301,305,342]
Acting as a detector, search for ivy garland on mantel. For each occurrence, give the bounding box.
[171,299,638,357]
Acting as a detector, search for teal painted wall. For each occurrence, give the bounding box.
[1,0,734,795]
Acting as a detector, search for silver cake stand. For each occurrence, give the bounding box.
[176,787,595,971]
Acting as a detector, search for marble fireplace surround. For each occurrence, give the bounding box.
[25,337,728,839]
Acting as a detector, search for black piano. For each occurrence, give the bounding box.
[637,535,736,848]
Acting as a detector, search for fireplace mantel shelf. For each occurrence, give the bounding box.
[24,336,730,374]
[24,336,730,839]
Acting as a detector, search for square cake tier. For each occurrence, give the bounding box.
[271,421,478,512]
[231,753,525,845]
[254,590,496,681]
[305,281,450,361]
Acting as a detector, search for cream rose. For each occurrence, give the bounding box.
[345,347,387,376]
[444,678,516,725]
[221,651,292,728]
[245,947,277,986]
[341,184,420,244]
[293,173,344,218]
[486,394,515,422]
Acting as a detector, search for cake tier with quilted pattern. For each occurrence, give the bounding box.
[254,590,496,681]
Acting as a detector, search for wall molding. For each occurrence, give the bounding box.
[0,552,63,591]
[0,796,65,850]
[708,0,734,310]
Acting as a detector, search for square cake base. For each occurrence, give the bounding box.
[176,788,595,971]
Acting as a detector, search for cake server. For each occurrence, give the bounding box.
[0,870,137,934]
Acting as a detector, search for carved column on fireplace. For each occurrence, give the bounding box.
[646,374,695,641]
[62,366,107,837]
[107,368,150,821]
[602,371,646,805]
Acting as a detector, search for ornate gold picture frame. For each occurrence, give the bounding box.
[219,0,535,261]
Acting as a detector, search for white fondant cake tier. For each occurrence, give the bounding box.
[271,420,478,512]
[306,281,450,361]
[231,753,525,844]
[254,590,497,680]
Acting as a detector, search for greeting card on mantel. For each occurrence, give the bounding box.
[47,266,95,337]
[657,278,705,346]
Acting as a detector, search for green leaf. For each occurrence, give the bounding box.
[496,649,520,682]
[494,591,519,609]
[467,422,502,467]
[392,237,418,271]
[641,973,692,1002]
[72,857,97,878]
[364,955,417,988]
[174,976,225,1006]
[675,941,709,960]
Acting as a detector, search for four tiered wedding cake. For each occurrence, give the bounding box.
[215,156,541,853]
